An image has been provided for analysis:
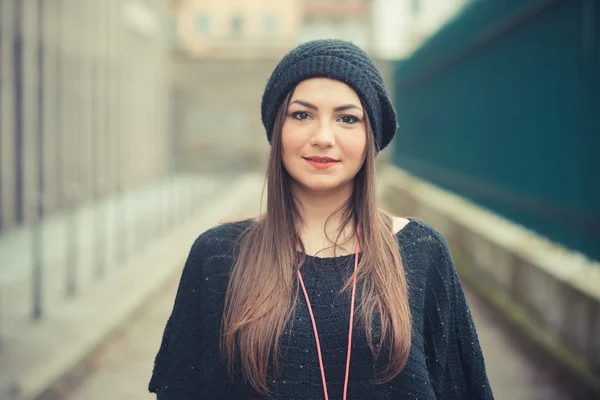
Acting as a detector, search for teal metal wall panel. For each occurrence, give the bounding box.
[393,0,599,260]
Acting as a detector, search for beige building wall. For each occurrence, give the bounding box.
[173,0,303,58]
[299,0,373,51]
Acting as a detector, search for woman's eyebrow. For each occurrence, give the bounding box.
[289,99,317,110]
[289,99,363,113]
[333,104,363,113]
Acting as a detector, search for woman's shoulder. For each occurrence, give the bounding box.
[189,218,257,261]
[386,212,447,252]
[399,218,449,253]
[390,216,456,279]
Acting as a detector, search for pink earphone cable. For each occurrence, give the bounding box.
[344,246,359,399]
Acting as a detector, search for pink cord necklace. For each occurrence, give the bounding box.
[297,234,360,400]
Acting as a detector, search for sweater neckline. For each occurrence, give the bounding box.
[297,217,418,263]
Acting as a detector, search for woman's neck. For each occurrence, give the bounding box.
[293,183,356,257]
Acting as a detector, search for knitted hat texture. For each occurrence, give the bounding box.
[261,39,398,152]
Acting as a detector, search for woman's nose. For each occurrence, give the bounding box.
[310,121,335,147]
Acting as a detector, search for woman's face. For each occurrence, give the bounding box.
[281,78,367,195]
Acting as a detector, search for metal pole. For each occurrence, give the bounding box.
[0,0,4,349]
[156,168,163,237]
[176,173,181,226]
[55,0,64,213]
[171,87,178,226]
[66,185,79,297]
[104,0,113,264]
[0,0,5,234]
[94,180,107,278]
[174,138,180,227]
[13,0,25,237]
[93,0,106,279]
[136,178,147,251]
[121,0,129,259]
[115,4,128,264]
[66,1,81,297]
[160,172,166,235]
[33,0,45,320]
[189,173,194,216]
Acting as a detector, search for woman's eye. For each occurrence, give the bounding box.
[339,115,359,125]
[292,111,310,121]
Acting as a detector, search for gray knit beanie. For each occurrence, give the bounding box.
[261,39,398,153]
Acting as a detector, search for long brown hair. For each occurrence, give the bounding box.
[221,90,412,394]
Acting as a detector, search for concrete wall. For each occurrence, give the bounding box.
[378,165,600,396]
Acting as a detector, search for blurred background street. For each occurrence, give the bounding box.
[0,0,599,399]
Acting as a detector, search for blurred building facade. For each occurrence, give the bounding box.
[299,0,373,51]
[170,0,303,58]
[170,0,469,60]
[0,0,170,232]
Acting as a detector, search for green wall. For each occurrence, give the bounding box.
[392,0,599,260]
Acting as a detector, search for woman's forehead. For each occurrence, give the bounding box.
[291,78,361,103]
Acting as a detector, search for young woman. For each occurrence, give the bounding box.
[149,39,493,399]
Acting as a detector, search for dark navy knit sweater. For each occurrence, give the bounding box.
[149,218,493,399]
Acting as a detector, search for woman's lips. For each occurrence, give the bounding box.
[303,157,340,169]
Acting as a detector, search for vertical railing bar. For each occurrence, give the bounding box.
[33,0,45,320]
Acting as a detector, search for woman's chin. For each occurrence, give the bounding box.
[295,176,351,194]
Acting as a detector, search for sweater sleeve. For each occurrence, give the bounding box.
[148,236,206,400]
[424,228,494,399]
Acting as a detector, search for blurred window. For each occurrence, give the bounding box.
[263,16,278,36]
[231,16,243,38]
[411,0,421,16]
[196,15,212,35]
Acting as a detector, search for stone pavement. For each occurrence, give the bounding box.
[465,290,584,400]
[64,271,179,400]
[64,255,583,400]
